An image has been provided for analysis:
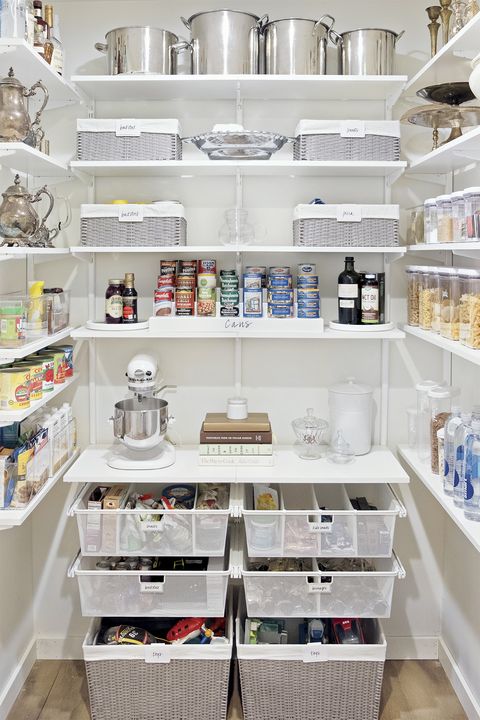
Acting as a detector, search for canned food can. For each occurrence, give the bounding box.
[51,345,74,378]
[176,275,196,290]
[297,298,321,309]
[220,290,240,306]
[157,275,175,290]
[243,288,263,317]
[268,304,294,318]
[220,306,240,317]
[178,260,197,275]
[0,308,26,344]
[297,307,320,319]
[269,266,291,275]
[268,274,293,289]
[38,348,65,385]
[297,288,320,301]
[198,259,216,275]
[297,275,319,288]
[197,273,216,289]
[243,273,262,290]
[14,360,43,401]
[197,287,217,317]
[220,269,237,277]
[220,278,239,291]
[246,266,267,287]
[175,289,195,316]
[29,354,54,392]
[267,290,294,304]
[159,260,177,278]
[154,289,174,316]
[0,367,30,409]
[297,263,317,275]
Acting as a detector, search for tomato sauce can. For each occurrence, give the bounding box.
[38,349,65,384]
[29,354,54,392]
[50,345,74,378]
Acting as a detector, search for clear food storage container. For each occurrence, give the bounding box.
[406,206,424,245]
[428,385,459,474]
[464,186,480,240]
[0,295,48,346]
[242,484,405,558]
[416,380,439,463]
[424,198,437,244]
[242,552,405,618]
[44,290,70,334]
[419,268,438,331]
[436,194,453,243]
[451,191,466,243]
[70,550,231,617]
[70,482,236,556]
[439,267,459,340]
[406,265,421,326]
[459,269,480,348]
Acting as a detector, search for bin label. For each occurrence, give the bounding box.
[144,644,171,664]
[303,644,329,663]
[115,119,141,136]
[143,520,163,532]
[140,581,165,593]
[340,121,366,138]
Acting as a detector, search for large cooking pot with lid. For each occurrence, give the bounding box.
[95,26,185,75]
[263,15,335,75]
[330,28,405,75]
[180,10,268,74]
[112,396,170,451]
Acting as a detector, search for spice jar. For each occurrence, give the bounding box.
[436,194,454,243]
[424,198,438,244]
[451,191,466,243]
[428,385,460,474]
[460,268,480,348]
[416,380,439,462]
[464,187,480,240]
[419,268,439,332]
[406,266,421,326]
[438,267,460,340]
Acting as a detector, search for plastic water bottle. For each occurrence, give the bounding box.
[464,418,480,521]
[443,406,462,496]
[453,413,472,507]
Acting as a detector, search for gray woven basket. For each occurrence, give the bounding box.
[238,658,384,720]
[294,134,400,162]
[85,658,231,720]
[293,218,399,247]
[77,132,182,161]
[81,216,187,247]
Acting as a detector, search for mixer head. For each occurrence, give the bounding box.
[126,354,159,397]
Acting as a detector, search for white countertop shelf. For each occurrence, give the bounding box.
[407,242,480,260]
[0,326,74,362]
[0,143,69,177]
[401,13,480,98]
[71,74,408,103]
[71,245,406,256]
[70,160,407,179]
[0,374,78,426]
[398,445,480,553]
[0,38,81,107]
[0,247,71,263]
[404,324,480,364]
[64,445,409,485]
[408,127,480,174]
[0,449,79,529]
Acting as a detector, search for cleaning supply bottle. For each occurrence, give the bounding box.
[453,412,472,507]
[27,280,46,337]
[464,417,480,521]
[443,406,462,496]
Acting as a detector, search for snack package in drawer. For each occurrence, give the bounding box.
[86,486,110,553]
[102,485,130,554]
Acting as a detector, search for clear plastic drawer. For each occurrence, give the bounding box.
[70,482,240,557]
[242,483,406,558]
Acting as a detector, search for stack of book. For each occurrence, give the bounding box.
[199,412,273,466]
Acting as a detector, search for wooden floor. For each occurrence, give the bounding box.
[7,659,467,720]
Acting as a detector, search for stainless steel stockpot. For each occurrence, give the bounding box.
[95,26,183,75]
[112,397,169,451]
[263,15,335,75]
[330,28,405,76]
[181,10,268,75]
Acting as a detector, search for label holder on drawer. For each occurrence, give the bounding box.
[145,644,171,664]
[307,575,333,594]
[139,576,165,593]
[308,514,333,534]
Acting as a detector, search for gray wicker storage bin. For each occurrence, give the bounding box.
[293,204,400,248]
[80,203,187,247]
[294,120,401,162]
[77,119,182,161]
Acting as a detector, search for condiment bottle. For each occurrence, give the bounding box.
[337,256,361,325]
[122,273,138,324]
[105,279,123,324]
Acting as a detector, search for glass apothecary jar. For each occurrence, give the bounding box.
[464,187,480,240]
[436,195,454,244]
[428,385,459,474]
[406,266,421,326]
[424,198,438,244]
[439,268,460,341]
[406,206,424,245]
[459,269,480,348]
[451,191,466,243]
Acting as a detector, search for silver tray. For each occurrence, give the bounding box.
[183,130,293,160]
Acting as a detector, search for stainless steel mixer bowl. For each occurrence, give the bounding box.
[112,397,169,451]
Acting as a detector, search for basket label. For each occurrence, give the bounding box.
[340,121,366,138]
[139,581,165,593]
[309,517,333,533]
[336,206,362,223]
[303,644,329,663]
[115,119,141,137]
[118,206,144,223]
[144,644,171,664]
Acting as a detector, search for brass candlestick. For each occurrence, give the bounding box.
[440,0,453,44]
[426,6,442,56]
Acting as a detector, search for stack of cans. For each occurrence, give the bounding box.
[297,263,320,319]
[220,270,240,317]
[197,259,217,317]
[267,266,294,318]
[243,268,263,318]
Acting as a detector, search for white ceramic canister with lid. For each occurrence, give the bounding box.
[328,377,373,456]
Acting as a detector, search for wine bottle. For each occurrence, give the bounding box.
[338,256,361,324]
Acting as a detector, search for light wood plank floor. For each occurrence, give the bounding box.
[7,660,467,720]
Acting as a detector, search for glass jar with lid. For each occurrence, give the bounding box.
[464,187,480,240]
[292,408,329,460]
[459,268,480,348]
[406,265,421,326]
[451,191,466,243]
[438,268,460,340]
[424,198,438,244]
[428,385,460,473]
[436,194,454,243]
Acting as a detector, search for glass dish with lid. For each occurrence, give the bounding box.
[292,408,329,460]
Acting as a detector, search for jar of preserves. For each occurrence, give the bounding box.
[451,191,466,243]
[438,267,459,340]
[464,186,480,240]
[105,279,123,324]
[424,198,438,244]
[406,265,421,326]
[436,194,453,243]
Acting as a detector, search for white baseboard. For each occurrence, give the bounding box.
[36,637,84,660]
[439,638,480,720]
[386,635,438,660]
[0,639,36,720]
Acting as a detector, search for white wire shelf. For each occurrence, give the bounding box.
[0,374,79,426]
[0,327,74,362]
[70,245,406,256]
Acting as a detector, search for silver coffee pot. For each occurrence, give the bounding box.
[0,67,49,144]
[0,174,55,247]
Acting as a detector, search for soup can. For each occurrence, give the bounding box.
[14,360,43,401]
[0,367,30,410]
[29,354,54,392]
[50,345,74,378]
[197,273,216,289]
[37,349,65,384]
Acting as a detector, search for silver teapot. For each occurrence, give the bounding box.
[0,174,55,247]
[0,68,49,144]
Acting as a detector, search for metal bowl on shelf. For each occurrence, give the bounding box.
[183,129,294,160]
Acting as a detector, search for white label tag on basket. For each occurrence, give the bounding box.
[115,119,141,137]
[308,518,333,534]
[303,644,329,663]
[337,206,362,223]
[143,520,163,532]
[118,206,144,223]
[139,581,165,594]
[340,121,366,138]
[144,644,171,664]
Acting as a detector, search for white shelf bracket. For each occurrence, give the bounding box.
[71,249,93,263]
[384,251,405,264]
[407,173,448,186]
[386,167,405,187]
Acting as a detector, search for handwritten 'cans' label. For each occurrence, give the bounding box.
[115,119,141,136]
[340,120,366,138]
[303,644,329,663]
[144,644,171,664]
[118,206,144,223]
[336,205,362,223]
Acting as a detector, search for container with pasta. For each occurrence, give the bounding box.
[419,268,437,331]
[439,268,459,341]
[406,266,421,327]
[428,385,459,474]
[462,270,480,349]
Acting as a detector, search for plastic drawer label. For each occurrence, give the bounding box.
[143,521,164,532]
[309,518,333,534]
[144,645,171,664]
[303,645,329,663]
[139,581,165,594]
[308,577,333,594]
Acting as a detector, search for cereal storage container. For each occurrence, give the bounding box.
[424,198,437,244]
[464,187,480,240]
[436,194,453,243]
[419,268,438,331]
[459,269,480,348]
[439,268,459,340]
[451,191,466,243]
[406,265,421,326]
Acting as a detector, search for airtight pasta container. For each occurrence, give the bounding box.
[77,118,182,161]
[294,119,400,161]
